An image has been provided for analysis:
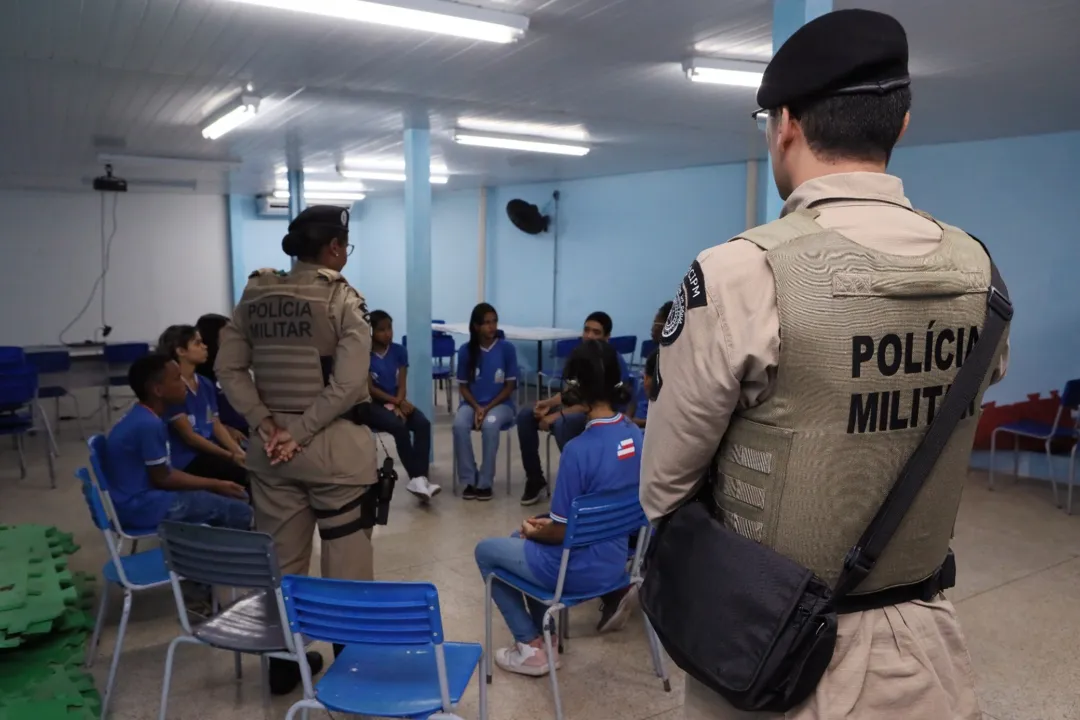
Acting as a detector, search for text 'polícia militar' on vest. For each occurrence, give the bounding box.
[848,322,982,434]
[249,298,315,339]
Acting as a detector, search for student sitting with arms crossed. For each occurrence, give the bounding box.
[453,302,518,501]
[517,311,632,506]
[475,340,639,676]
[157,325,248,487]
[356,309,439,501]
[105,353,252,531]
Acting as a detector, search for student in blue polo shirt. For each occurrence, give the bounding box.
[105,353,252,532]
[453,302,518,501]
[356,310,437,501]
[475,340,640,677]
[157,325,248,486]
[626,350,657,430]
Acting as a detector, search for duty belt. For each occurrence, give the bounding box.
[835,550,957,614]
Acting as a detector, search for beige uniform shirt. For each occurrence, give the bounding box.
[641,172,1009,520]
[643,172,1007,720]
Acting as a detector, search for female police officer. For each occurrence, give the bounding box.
[216,205,376,690]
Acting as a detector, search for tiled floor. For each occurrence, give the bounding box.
[1,412,1078,720]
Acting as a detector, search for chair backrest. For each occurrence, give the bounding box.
[0,347,26,370]
[1061,379,1080,410]
[87,434,111,488]
[26,350,72,374]
[159,521,282,589]
[610,335,637,357]
[77,467,114,533]
[432,334,456,359]
[0,367,38,407]
[640,339,657,360]
[103,342,150,364]
[563,486,648,550]
[281,576,446,646]
[554,338,581,359]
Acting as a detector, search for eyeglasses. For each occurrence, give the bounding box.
[345,243,355,257]
[752,109,769,134]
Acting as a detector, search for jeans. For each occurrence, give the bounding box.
[164,490,253,530]
[516,406,587,481]
[453,403,515,490]
[475,536,553,644]
[355,403,431,479]
[183,452,249,487]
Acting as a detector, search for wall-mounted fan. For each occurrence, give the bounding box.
[506,198,551,234]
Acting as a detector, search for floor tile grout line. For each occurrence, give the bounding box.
[954,553,1080,606]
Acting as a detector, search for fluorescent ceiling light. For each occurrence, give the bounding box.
[273,189,367,202]
[201,93,261,140]
[222,0,528,44]
[456,118,589,143]
[97,152,242,169]
[452,131,590,157]
[275,180,368,193]
[683,58,766,88]
[337,167,449,184]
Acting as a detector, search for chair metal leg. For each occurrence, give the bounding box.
[1066,446,1076,515]
[158,635,190,720]
[484,574,494,684]
[234,651,243,680]
[72,394,87,441]
[505,430,513,495]
[478,645,489,720]
[260,655,271,707]
[37,400,59,457]
[1045,440,1062,508]
[45,437,56,489]
[101,590,134,719]
[86,584,110,669]
[16,434,26,479]
[542,607,564,720]
[642,612,672,692]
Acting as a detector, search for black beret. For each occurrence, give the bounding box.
[288,204,350,235]
[756,9,909,111]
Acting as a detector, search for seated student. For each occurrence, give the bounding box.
[157,325,248,487]
[194,313,248,438]
[105,353,252,531]
[625,350,657,430]
[355,310,438,501]
[517,311,632,506]
[453,302,518,501]
[475,340,639,676]
[650,300,674,346]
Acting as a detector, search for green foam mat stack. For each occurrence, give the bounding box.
[0,525,101,720]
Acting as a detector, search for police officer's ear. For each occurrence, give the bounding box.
[772,107,801,154]
[896,111,911,144]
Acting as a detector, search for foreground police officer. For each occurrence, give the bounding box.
[216,205,376,690]
[641,10,1009,720]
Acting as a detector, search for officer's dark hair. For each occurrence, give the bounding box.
[369,310,392,331]
[466,302,498,383]
[128,353,173,402]
[563,340,632,409]
[157,324,198,363]
[585,311,613,337]
[644,348,658,382]
[282,223,344,260]
[772,87,911,164]
[656,301,673,321]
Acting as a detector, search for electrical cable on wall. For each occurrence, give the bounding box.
[58,191,119,345]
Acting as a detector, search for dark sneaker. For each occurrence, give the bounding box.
[269,651,325,695]
[520,476,549,506]
[597,585,638,634]
[462,485,478,500]
[475,487,493,502]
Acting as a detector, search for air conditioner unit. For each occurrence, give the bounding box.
[256,194,290,217]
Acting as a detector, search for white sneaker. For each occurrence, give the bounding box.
[423,477,443,497]
[406,477,433,501]
[494,642,560,677]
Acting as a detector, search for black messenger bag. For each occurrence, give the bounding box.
[640,262,1011,713]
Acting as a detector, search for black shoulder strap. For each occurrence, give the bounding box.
[833,258,1012,598]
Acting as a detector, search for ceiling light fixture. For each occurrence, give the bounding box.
[274,180,367,193]
[273,189,367,202]
[452,131,590,157]
[337,166,449,184]
[683,58,766,88]
[221,0,528,44]
[201,91,261,140]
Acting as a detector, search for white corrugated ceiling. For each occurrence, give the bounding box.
[0,0,1077,195]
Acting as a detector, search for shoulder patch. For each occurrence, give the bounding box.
[660,260,706,346]
[316,268,345,283]
[660,283,686,346]
[684,259,707,310]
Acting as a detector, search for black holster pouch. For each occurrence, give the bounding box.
[640,260,1010,713]
[374,456,398,526]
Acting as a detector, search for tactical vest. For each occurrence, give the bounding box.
[237,267,351,413]
[713,208,1006,594]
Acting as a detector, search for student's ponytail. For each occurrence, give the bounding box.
[562,340,628,409]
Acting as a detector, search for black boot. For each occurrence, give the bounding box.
[268,652,325,695]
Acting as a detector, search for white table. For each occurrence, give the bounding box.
[432,323,579,376]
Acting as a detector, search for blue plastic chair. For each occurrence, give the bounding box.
[637,339,657,369]
[610,335,638,365]
[0,346,26,370]
[77,467,171,719]
[0,366,55,485]
[989,378,1080,511]
[102,343,151,427]
[87,435,159,552]
[280,575,487,720]
[483,487,669,720]
[537,338,581,399]
[27,349,85,447]
[401,334,459,413]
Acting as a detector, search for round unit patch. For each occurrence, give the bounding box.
[660,283,686,346]
[341,210,349,226]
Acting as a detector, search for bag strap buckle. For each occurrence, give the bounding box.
[988,286,1013,321]
[839,546,876,595]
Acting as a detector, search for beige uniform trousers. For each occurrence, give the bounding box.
[250,471,374,580]
[684,598,980,720]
